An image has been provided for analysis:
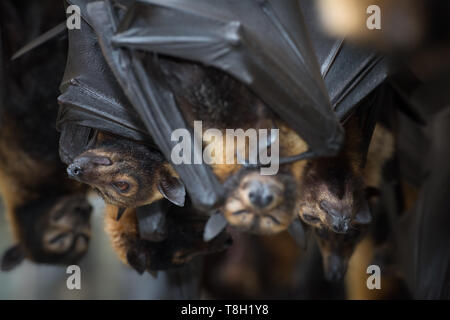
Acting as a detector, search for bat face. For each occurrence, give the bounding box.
[39,194,92,261]
[68,149,158,208]
[314,225,367,282]
[223,170,297,235]
[66,135,185,208]
[2,193,93,271]
[297,159,371,233]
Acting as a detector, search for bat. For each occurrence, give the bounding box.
[4,0,388,217]
[66,131,186,216]
[0,0,92,271]
[297,116,372,234]
[104,200,232,274]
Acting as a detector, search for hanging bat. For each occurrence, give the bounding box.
[104,200,231,274]
[150,56,311,235]
[302,113,395,281]
[66,131,186,217]
[0,0,92,271]
[52,0,388,222]
[297,117,372,234]
[52,0,388,241]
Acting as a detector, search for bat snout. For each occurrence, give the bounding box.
[331,218,350,234]
[320,200,351,233]
[245,180,282,211]
[67,155,112,182]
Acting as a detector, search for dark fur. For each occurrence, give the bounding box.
[153,56,306,234]
[105,201,231,274]
[314,225,367,282]
[0,0,92,270]
[155,56,273,130]
[297,118,370,233]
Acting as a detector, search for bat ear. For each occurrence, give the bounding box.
[1,245,25,271]
[354,200,372,225]
[158,174,186,207]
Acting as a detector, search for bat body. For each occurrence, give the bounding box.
[298,117,394,281]
[0,0,92,271]
[297,117,371,234]
[155,57,310,235]
[104,201,231,274]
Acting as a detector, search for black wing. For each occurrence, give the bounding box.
[105,0,344,158]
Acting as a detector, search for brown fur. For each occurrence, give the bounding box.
[217,122,309,234]
[157,56,311,235]
[297,118,368,233]
[67,132,181,208]
[104,205,138,265]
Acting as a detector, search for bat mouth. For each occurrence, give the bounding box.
[232,209,281,225]
[226,205,290,235]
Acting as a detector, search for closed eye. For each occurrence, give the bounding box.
[49,232,70,244]
[302,213,321,223]
[232,210,249,216]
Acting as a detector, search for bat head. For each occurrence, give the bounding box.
[67,134,185,208]
[1,193,92,271]
[297,158,372,233]
[314,225,367,282]
[223,169,297,235]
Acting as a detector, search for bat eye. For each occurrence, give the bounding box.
[302,213,320,224]
[113,181,130,193]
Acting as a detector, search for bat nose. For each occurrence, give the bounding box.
[67,163,83,178]
[67,156,111,179]
[332,219,350,233]
[248,182,274,209]
[320,200,350,233]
